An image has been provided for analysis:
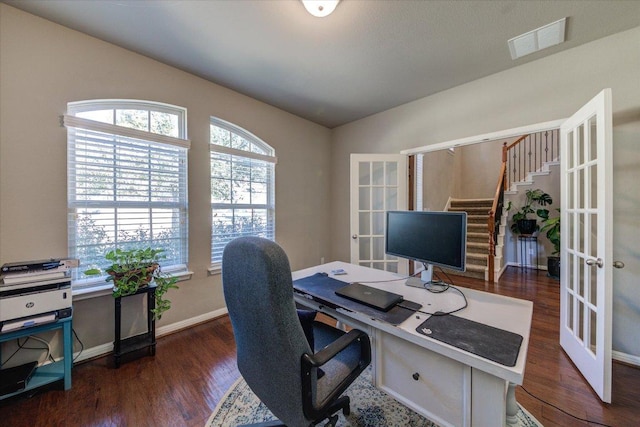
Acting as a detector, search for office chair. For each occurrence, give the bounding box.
[222,237,371,427]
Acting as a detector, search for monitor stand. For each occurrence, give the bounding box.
[405,264,433,288]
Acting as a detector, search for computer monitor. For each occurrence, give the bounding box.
[385,210,467,286]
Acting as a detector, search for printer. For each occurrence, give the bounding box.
[0,258,76,332]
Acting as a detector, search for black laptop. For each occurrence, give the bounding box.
[335,282,404,312]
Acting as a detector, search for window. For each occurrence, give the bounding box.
[64,100,190,289]
[210,118,276,267]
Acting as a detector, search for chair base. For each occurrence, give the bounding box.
[237,398,348,427]
[238,421,285,427]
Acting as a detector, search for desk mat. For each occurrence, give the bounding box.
[416,313,523,367]
[293,273,420,326]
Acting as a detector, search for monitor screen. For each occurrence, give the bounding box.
[385,210,467,272]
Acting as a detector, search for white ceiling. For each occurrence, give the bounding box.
[5,0,639,128]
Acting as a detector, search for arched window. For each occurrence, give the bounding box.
[210,117,276,267]
[64,100,189,289]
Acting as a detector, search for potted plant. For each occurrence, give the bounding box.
[84,247,178,319]
[506,188,553,235]
[540,209,560,279]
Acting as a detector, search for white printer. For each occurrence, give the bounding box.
[0,258,77,332]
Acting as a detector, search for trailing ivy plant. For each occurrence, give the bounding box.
[84,247,178,320]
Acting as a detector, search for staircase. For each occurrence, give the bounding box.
[446,198,494,281]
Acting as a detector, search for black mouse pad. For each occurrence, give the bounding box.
[416,313,523,367]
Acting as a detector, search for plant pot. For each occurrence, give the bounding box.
[108,264,158,288]
[517,219,537,235]
[547,256,560,280]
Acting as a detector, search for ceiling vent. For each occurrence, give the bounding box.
[508,17,567,60]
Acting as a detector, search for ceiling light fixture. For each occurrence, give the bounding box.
[301,0,340,18]
[508,17,567,60]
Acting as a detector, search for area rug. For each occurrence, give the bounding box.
[206,368,542,427]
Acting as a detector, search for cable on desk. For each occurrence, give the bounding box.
[396,266,468,316]
[352,269,422,285]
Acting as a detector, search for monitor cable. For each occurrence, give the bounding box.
[396,267,468,316]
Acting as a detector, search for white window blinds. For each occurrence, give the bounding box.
[64,101,189,284]
[210,118,276,266]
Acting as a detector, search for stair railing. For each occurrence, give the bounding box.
[504,129,559,190]
[487,135,527,283]
[488,129,559,283]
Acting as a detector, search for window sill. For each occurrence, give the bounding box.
[208,264,221,276]
[72,269,193,302]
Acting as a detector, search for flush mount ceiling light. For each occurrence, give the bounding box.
[508,17,567,60]
[301,0,340,18]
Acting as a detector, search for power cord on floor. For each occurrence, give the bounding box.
[72,327,84,362]
[521,383,614,426]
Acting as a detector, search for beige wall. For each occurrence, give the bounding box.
[331,27,640,357]
[0,5,332,352]
[421,138,505,211]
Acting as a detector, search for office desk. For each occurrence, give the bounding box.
[292,261,532,427]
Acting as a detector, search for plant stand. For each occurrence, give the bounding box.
[113,284,156,368]
[518,234,539,272]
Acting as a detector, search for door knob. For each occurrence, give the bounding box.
[586,258,604,268]
[613,261,625,269]
[352,234,358,240]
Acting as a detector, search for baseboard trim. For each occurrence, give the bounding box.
[157,307,229,338]
[73,307,229,363]
[613,350,640,367]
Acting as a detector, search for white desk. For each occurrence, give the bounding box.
[292,261,532,427]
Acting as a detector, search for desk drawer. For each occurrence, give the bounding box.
[376,332,470,427]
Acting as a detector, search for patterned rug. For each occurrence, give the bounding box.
[206,368,542,427]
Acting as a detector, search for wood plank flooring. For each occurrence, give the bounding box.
[0,265,637,426]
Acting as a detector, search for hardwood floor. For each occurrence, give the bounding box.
[0,265,637,426]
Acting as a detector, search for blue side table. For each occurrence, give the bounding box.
[0,316,72,399]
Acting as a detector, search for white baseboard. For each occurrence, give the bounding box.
[613,350,640,367]
[73,307,640,370]
[73,307,229,363]
[156,307,228,338]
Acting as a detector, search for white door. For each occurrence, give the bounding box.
[560,89,613,402]
[350,154,408,274]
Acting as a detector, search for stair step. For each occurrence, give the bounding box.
[449,206,491,214]
[467,223,488,230]
[467,252,488,261]
[449,198,493,208]
[467,233,488,244]
[441,265,486,281]
[467,215,489,224]
[467,242,489,253]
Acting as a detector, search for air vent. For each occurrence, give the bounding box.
[508,18,567,60]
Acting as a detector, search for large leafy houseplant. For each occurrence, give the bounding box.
[84,248,178,320]
[540,209,561,279]
[507,188,553,235]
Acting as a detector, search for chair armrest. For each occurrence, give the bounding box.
[302,329,370,368]
[300,328,371,420]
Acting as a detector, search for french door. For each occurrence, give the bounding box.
[350,154,408,275]
[560,89,613,402]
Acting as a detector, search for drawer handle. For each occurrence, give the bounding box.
[412,372,420,381]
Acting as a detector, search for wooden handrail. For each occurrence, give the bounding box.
[504,134,528,153]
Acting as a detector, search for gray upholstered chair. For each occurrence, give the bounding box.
[222,237,371,427]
